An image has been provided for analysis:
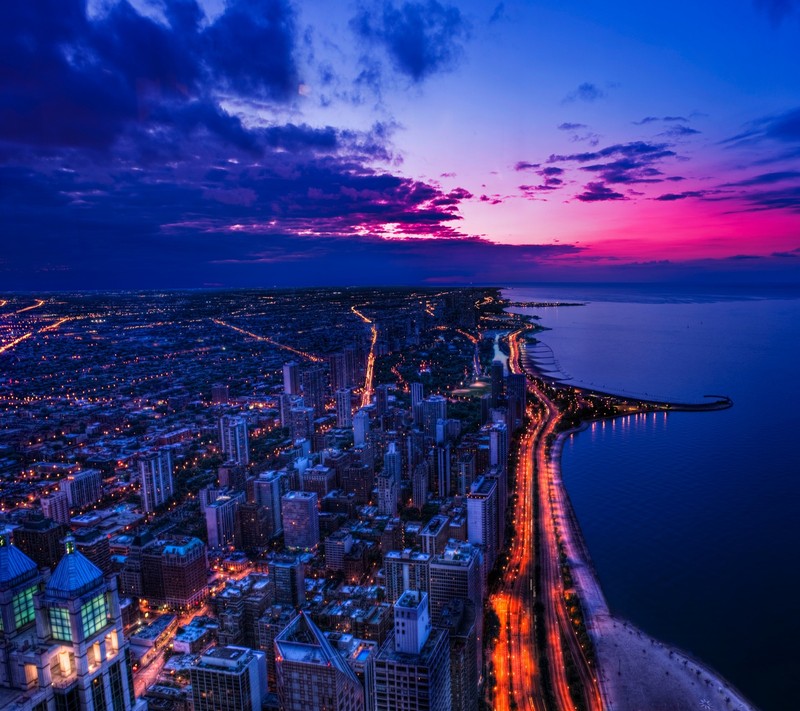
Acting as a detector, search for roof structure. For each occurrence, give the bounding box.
[275,611,360,684]
[45,535,103,599]
[0,531,38,589]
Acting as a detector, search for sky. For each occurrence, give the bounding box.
[2,0,800,288]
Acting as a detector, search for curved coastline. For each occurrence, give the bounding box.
[548,406,757,710]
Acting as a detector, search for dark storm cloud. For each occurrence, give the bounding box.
[575,182,626,202]
[562,82,606,103]
[0,0,301,152]
[0,0,488,288]
[351,1,469,82]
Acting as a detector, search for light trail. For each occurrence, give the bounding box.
[0,332,33,355]
[14,299,46,314]
[351,306,378,408]
[212,319,322,362]
[0,316,72,356]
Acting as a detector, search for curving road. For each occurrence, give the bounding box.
[489,327,604,711]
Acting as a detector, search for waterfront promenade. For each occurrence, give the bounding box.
[489,326,757,711]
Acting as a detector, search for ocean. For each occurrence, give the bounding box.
[504,283,800,711]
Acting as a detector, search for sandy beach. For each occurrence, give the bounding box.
[549,428,759,711]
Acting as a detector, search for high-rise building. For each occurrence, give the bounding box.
[189,645,267,711]
[281,491,319,551]
[35,535,143,711]
[421,396,447,439]
[256,604,296,693]
[418,515,450,558]
[411,462,429,510]
[467,476,498,573]
[140,536,208,609]
[490,359,505,407]
[372,591,450,711]
[382,549,431,603]
[375,384,390,416]
[220,415,250,466]
[410,382,424,424]
[275,612,365,711]
[62,468,102,510]
[267,554,305,607]
[328,352,349,391]
[252,470,286,538]
[139,448,174,512]
[325,530,354,572]
[434,444,451,498]
[353,409,370,446]
[73,526,112,576]
[212,383,230,405]
[40,490,70,524]
[283,361,301,396]
[377,443,401,516]
[12,513,66,570]
[456,451,476,497]
[428,541,483,625]
[336,388,353,428]
[489,422,509,471]
[301,367,326,418]
[206,492,245,549]
[289,406,315,444]
[506,372,526,431]
[439,599,479,711]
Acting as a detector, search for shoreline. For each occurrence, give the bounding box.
[548,417,758,711]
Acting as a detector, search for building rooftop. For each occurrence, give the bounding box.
[45,536,103,599]
[0,531,38,589]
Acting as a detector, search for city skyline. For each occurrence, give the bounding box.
[3,1,800,288]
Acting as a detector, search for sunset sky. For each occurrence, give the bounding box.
[2,0,800,287]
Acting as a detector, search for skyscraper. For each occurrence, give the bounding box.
[37,535,143,711]
[429,541,483,624]
[190,646,267,711]
[410,382,424,424]
[283,361,300,395]
[205,492,245,549]
[139,448,174,512]
[490,359,505,408]
[220,415,250,465]
[421,396,447,439]
[506,372,526,431]
[212,383,230,405]
[382,549,431,603]
[275,612,365,711]
[353,409,370,446]
[281,491,319,551]
[372,591,450,711]
[301,367,326,418]
[62,468,102,510]
[336,388,353,428]
[252,470,286,538]
[467,476,498,573]
[40,489,70,524]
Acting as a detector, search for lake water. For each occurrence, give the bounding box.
[505,283,800,711]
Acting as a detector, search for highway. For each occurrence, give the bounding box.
[351,306,378,408]
[211,318,323,362]
[488,328,604,711]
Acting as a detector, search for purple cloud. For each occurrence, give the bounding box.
[563,82,606,104]
[575,182,626,202]
[351,1,469,82]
